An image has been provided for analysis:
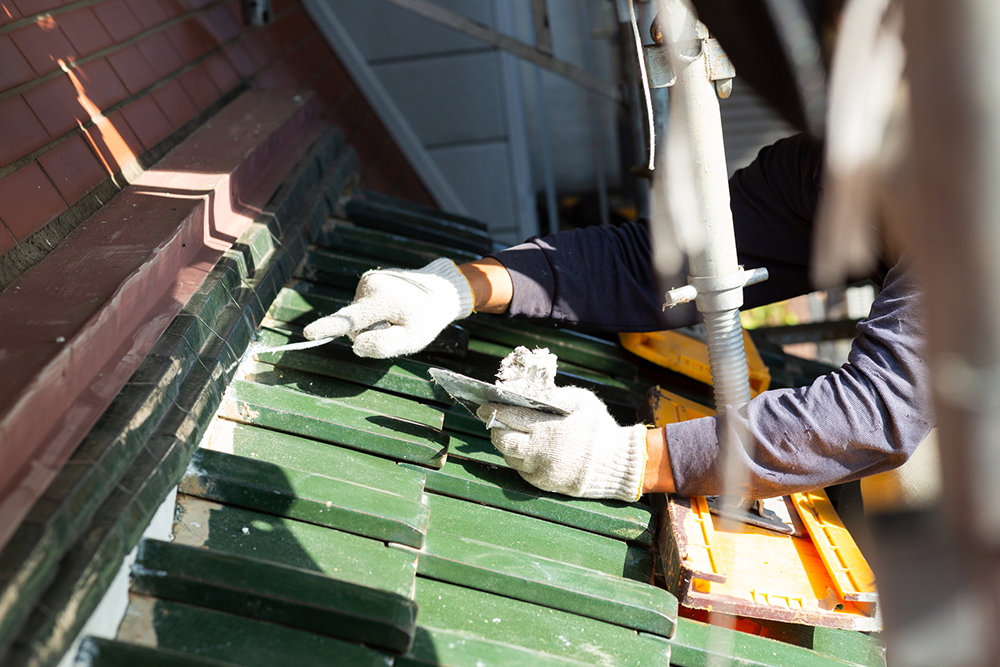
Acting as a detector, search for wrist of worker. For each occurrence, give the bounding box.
[642,426,676,494]
[458,258,513,314]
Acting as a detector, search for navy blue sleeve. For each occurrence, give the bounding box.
[491,133,850,331]
[665,256,932,498]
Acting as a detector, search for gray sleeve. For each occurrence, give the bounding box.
[664,256,933,498]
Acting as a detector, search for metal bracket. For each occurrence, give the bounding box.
[663,266,769,311]
[706,496,798,535]
[641,38,735,97]
[642,44,675,89]
[705,38,735,98]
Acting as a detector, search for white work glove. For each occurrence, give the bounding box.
[477,386,648,502]
[303,258,474,358]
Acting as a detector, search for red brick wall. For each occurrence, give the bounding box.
[0,0,434,268]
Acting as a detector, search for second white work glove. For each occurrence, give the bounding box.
[477,386,648,502]
[303,258,475,358]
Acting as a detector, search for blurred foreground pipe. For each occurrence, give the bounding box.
[884,1,1000,664]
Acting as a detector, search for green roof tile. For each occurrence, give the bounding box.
[409,458,656,546]
[217,379,449,468]
[397,494,675,637]
[180,447,429,548]
[131,539,418,654]
[174,494,417,598]
[409,578,671,666]
[116,595,394,667]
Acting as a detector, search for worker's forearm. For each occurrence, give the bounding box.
[459,258,513,314]
[643,426,676,494]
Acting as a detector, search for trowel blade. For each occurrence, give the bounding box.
[428,367,570,418]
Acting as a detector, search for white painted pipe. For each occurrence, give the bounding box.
[664,0,752,413]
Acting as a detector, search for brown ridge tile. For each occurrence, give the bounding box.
[0,161,66,240]
[10,0,60,15]
[70,58,129,112]
[82,112,141,172]
[0,34,35,93]
[37,134,106,205]
[93,0,144,43]
[120,94,172,150]
[223,41,256,79]
[56,7,114,58]
[22,74,88,137]
[178,63,220,111]
[106,44,157,94]
[125,0,168,29]
[165,18,210,64]
[221,0,242,27]
[136,31,183,80]
[202,52,240,95]
[152,78,197,129]
[244,29,282,70]
[0,3,22,26]
[254,59,299,91]
[0,94,51,167]
[197,4,240,44]
[271,6,311,47]
[9,18,78,77]
[0,224,15,257]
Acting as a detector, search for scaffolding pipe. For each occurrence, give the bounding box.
[659,1,758,414]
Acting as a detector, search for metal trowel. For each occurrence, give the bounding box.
[428,367,570,424]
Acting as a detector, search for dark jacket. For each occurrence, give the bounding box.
[491,134,932,497]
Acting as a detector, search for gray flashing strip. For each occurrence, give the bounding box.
[302,0,470,217]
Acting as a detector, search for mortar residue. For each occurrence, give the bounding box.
[494,346,558,402]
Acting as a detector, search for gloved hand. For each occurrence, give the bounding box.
[476,386,648,501]
[303,258,475,358]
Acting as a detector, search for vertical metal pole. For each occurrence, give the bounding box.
[660,2,752,414]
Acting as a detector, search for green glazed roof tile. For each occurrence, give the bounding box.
[131,538,418,655]
[202,421,426,503]
[460,317,636,379]
[396,495,675,637]
[217,379,448,468]
[174,494,417,598]
[295,248,378,291]
[343,199,493,255]
[180,447,429,548]
[664,617,878,667]
[397,627,595,667]
[239,360,445,429]
[75,637,242,667]
[443,430,505,467]
[315,219,479,266]
[406,539,675,639]
[249,332,455,404]
[421,494,652,579]
[357,189,490,233]
[407,458,656,546]
[117,595,394,667]
[409,577,671,666]
[441,405,492,440]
